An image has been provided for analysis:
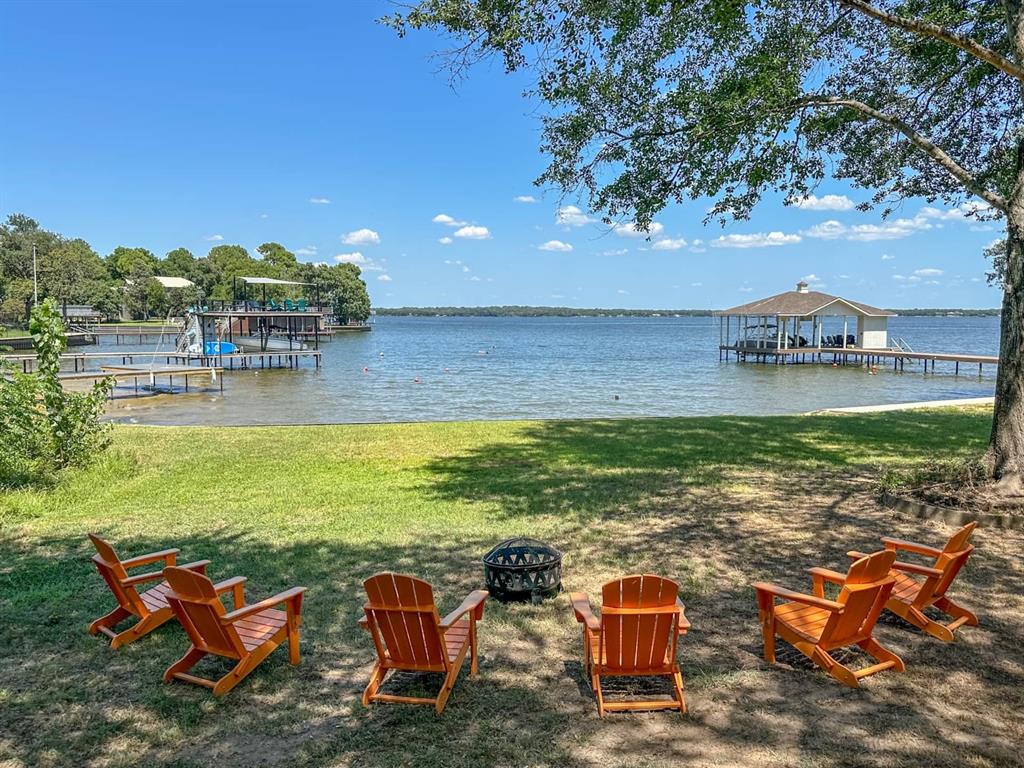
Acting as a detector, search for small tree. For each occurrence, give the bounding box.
[0,299,113,486]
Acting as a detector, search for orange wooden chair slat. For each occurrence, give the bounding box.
[571,574,689,716]
[87,533,210,649]
[161,566,306,696]
[848,522,978,642]
[359,572,488,713]
[753,550,904,688]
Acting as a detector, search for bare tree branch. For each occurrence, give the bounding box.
[794,95,1010,211]
[838,0,1024,81]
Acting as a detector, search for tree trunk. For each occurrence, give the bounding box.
[989,2,1024,493]
[988,155,1024,494]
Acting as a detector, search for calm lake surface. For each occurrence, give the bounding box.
[102,315,1000,426]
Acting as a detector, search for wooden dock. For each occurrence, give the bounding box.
[57,364,223,398]
[720,345,998,375]
[4,348,322,373]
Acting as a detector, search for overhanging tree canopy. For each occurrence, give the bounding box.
[389,0,1024,493]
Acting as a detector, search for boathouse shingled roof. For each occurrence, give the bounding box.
[716,289,895,318]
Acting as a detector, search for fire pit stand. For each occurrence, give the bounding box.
[482,537,562,603]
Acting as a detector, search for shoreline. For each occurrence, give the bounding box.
[811,396,994,414]
[104,396,994,429]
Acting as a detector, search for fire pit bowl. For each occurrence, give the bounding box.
[482,537,562,603]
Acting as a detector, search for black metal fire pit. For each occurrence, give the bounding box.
[483,537,562,602]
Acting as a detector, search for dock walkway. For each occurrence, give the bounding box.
[719,345,998,375]
[57,364,223,397]
[5,349,322,373]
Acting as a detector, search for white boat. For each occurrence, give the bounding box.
[232,334,307,353]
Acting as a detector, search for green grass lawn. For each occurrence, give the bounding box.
[2,408,1021,768]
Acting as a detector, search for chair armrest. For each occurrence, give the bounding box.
[213,575,247,609]
[121,569,166,587]
[891,560,943,578]
[570,592,601,632]
[213,575,246,594]
[441,590,489,629]
[676,597,690,634]
[806,567,846,584]
[221,587,306,624]
[121,548,180,569]
[358,615,369,630]
[881,537,943,558]
[752,582,845,613]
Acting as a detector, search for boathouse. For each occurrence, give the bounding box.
[715,281,895,355]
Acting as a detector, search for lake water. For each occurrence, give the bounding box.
[100,315,1000,426]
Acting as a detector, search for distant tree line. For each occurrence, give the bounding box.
[0,214,371,328]
[377,305,1000,318]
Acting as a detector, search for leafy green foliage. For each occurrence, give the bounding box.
[0,214,373,328]
[0,299,113,487]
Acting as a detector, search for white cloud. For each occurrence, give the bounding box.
[892,274,922,283]
[556,205,594,227]
[919,201,991,221]
[334,252,366,264]
[341,228,381,246]
[377,274,392,282]
[914,268,944,277]
[802,215,935,241]
[802,273,821,282]
[444,259,462,265]
[539,239,573,252]
[203,234,224,242]
[617,289,629,295]
[309,197,331,205]
[462,265,470,273]
[453,225,491,240]
[294,245,318,256]
[602,248,628,256]
[614,221,664,238]
[513,195,538,204]
[792,194,855,211]
[652,238,687,251]
[468,275,481,282]
[691,282,703,287]
[738,286,753,293]
[332,252,385,272]
[438,236,453,245]
[881,254,896,261]
[432,213,467,227]
[711,231,801,248]
[259,213,270,220]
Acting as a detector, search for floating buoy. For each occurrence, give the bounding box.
[613,394,620,401]
[379,351,385,357]
[413,377,421,384]
[363,367,369,373]
[443,367,450,373]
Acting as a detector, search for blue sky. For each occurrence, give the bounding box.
[0,1,1003,309]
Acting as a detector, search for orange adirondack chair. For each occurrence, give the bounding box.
[570,574,690,716]
[753,550,904,688]
[849,522,978,642]
[359,573,488,713]
[87,533,210,648]
[161,566,306,696]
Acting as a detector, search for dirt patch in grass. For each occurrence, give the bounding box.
[1,414,1021,767]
